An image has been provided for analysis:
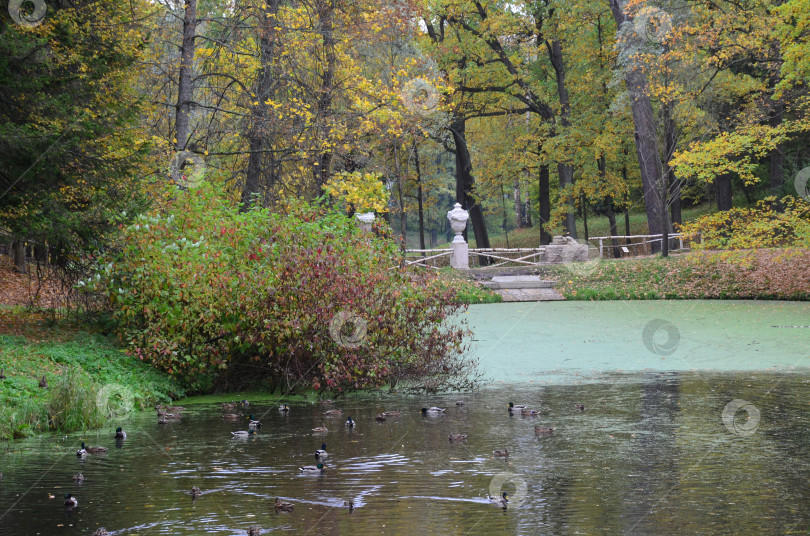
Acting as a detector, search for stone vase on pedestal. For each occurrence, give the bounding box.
[446,203,470,270]
[355,212,375,233]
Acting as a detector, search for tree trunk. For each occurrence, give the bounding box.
[314,0,337,192]
[513,178,524,229]
[175,0,197,152]
[394,144,406,247]
[240,1,280,211]
[609,0,666,252]
[13,239,25,273]
[413,143,426,251]
[538,162,552,245]
[450,115,490,252]
[716,173,733,211]
[606,208,620,258]
[769,99,784,197]
[663,102,682,226]
[581,192,589,240]
[523,199,532,227]
[547,39,577,238]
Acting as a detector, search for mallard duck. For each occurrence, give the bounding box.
[312,425,328,433]
[520,408,540,416]
[448,433,467,442]
[64,493,78,507]
[273,497,294,512]
[508,402,528,411]
[575,404,585,412]
[92,529,109,536]
[190,486,202,498]
[345,416,355,428]
[493,449,509,457]
[320,399,334,405]
[247,527,261,536]
[315,443,328,458]
[240,399,250,408]
[222,402,237,409]
[39,375,47,388]
[421,407,446,414]
[73,472,85,483]
[222,413,241,420]
[299,463,326,474]
[455,400,465,406]
[323,409,342,416]
[115,427,127,439]
[231,429,256,437]
[247,415,262,428]
[278,404,290,412]
[489,492,508,509]
[535,426,556,435]
[77,441,108,455]
[382,410,401,417]
[375,413,386,421]
[343,500,354,512]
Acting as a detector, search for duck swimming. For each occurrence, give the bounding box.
[64,494,78,507]
[231,429,256,437]
[508,402,528,412]
[315,443,328,459]
[535,426,556,435]
[278,404,290,412]
[323,409,342,416]
[115,427,127,439]
[73,473,85,483]
[312,425,328,433]
[489,492,508,509]
[77,441,107,456]
[299,463,326,474]
[273,498,294,512]
[247,415,262,428]
[448,433,467,442]
[345,417,355,428]
[421,407,446,414]
[191,486,202,498]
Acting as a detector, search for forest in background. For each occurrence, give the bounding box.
[2,0,810,268]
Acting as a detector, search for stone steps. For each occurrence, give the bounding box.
[480,275,565,302]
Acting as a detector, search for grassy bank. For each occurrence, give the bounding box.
[0,307,182,440]
[540,249,810,300]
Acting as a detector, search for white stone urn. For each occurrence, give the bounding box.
[446,203,469,244]
[355,212,375,233]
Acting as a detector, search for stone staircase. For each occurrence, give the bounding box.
[480,275,564,302]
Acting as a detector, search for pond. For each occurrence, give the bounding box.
[1,301,808,535]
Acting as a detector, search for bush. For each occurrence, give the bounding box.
[85,185,477,394]
[677,196,810,249]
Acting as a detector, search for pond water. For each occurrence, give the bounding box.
[1,301,808,536]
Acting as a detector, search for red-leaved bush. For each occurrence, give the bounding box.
[83,185,478,394]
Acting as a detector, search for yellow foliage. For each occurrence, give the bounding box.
[324,171,388,214]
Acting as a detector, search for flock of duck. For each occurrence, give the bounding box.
[65,398,582,533]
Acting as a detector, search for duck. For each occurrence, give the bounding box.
[115,426,127,439]
[421,407,446,414]
[382,410,401,417]
[231,429,256,437]
[520,408,540,416]
[222,413,241,420]
[299,463,326,474]
[493,449,509,457]
[535,426,556,435]
[315,443,328,458]
[278,404,290,412]
[575,404,585,412]
[345,417,355,428]
[312,425,328,433]
[92,529,109,536]
[489,491,508,509]
[247,527,261,536]
[323,409,342,416]
[343,500,355,512]
[247,415,262,428]
[240,399,250,408]
[77,441,108,455]
[190,486,202,498]
[73,472,85,483]
[508,402,528,412]
[273,497,294,512]
[455,400,465,406]
[39,375,48,388]
[64,493,78,507]
[375,413,386,421]
[222,402,238,409]
[320,399,334,405]
[448,433,467,442]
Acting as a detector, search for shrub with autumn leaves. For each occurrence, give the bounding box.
[82,185,477,394]
[677,196,810,250]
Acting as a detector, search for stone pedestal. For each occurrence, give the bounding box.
[450,241,469,270]
[355,212,375,233]
[545,235,589,263]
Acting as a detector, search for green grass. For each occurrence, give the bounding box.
[435,269,503,304]
[0,308,182,440]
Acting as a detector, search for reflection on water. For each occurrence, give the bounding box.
[1,372,808,535]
